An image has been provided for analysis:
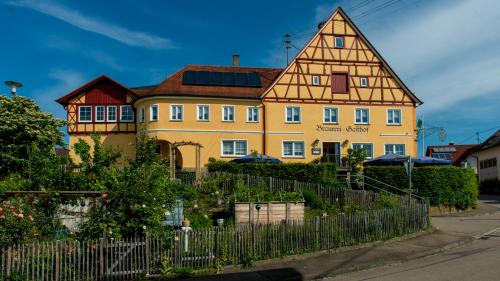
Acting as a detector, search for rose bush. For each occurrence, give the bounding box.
[0,197,41,248]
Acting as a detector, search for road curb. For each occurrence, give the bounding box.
[315,221,500,280]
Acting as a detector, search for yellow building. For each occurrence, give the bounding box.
[57,7,422,169]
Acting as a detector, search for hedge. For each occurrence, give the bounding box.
[206,159,337,185]
[363,166,478,210]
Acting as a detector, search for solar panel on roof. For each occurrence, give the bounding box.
[222,72,235,85]
[234,73,248,86]
[182,71,196,85]
[182,70,262,87]
[209,72,223,85]
[248,73,262,87]
[196,71,210,85]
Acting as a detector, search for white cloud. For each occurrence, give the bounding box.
[34,69,87,117]
[375,0,500,76]
[8,0,174,49]
[45,36,128,72]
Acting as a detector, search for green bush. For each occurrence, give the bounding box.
[206,159,337,184]
[363,166,478,210]
[479,179,500,194]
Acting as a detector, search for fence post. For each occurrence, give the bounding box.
[6,246,11,279]
[315,216,320,250]
[145,233,151,275]
[99,238,104,279]
[55,241,60,281]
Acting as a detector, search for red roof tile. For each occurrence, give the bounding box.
[426,144,478,165]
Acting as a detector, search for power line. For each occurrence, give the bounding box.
[457,125,500,144]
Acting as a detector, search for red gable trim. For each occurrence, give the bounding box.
[56,75,136,106]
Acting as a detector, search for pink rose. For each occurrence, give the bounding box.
[28,215,33,221]
[0,207,3,212]
[0,215,5,219]
[18,213,24,219]
[11,212,17,217]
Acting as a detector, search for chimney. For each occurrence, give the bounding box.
[232,54,240,67]
[449,142,455,146]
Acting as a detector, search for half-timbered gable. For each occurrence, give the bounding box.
[57,75,137,135]
[262,7,422,106]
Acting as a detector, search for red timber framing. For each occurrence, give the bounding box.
[261,7,422,107]
[56,75,137,135]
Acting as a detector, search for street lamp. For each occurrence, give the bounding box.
[4,81,23,96]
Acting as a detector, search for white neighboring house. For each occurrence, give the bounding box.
[476,130,500,183]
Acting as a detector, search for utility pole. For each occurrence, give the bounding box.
[283,33,291,66]
[476,132,480,144]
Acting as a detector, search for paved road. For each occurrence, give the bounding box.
[325,198,500,281]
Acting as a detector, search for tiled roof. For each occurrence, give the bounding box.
[135,65,283,99]
[477,130,500,151]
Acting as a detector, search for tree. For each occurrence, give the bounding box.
[0,95,65,178]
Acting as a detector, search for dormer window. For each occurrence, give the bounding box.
[334,37,345,48]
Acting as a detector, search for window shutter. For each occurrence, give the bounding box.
[331,73,349,93]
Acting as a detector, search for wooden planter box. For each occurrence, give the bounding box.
[234,201,305,225]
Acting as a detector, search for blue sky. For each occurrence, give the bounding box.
[1,0,499,155]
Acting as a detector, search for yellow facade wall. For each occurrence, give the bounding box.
[68,133,136,167]
[134,97,264,168]
[263,102,416,162]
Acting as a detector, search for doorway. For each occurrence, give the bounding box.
[322,142,341,164]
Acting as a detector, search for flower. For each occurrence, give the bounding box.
[18,213,24,219]
[142,225,147,230]
[28,215,33,221]
[0,215,5,219]
[11,212,17,217]
[142,204,146,208]
[215,191,219,195]
[0,207,3,212]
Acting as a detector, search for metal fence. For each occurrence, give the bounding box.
[0,202,428,280]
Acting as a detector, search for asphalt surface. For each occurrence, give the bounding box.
[180,196,500,281]
[324,195,500,281]
[325,227,500,281]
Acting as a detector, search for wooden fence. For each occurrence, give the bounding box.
[0,202,429,280]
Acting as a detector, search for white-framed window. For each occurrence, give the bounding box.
[150,104,159,121]
[312,75,320,85]
[170,104,183,121]
[78,106,92,123]
[139,107,145,122]
[222,105,235,122]
[120,105,134,122]
[323,107,338,124]
[107,106,117,122]
[385,144,406,156]
[360,77,368,87]
[247,106,259,123]
[282,141,305,158]
[354,108,369,124]
[352,143,373,159]
[387,109,401,125]
[221,140,247,157]
[197,105,210,121]
[285,106,301,123]
[95,106,105,122]
[334,37,344,48]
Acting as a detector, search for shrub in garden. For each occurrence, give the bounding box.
[206,158,338,185]
[363,166,478,210]
[0,198,40,248]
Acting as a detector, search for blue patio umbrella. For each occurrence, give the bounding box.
[231,153,282,164]
[364,153,451,166]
